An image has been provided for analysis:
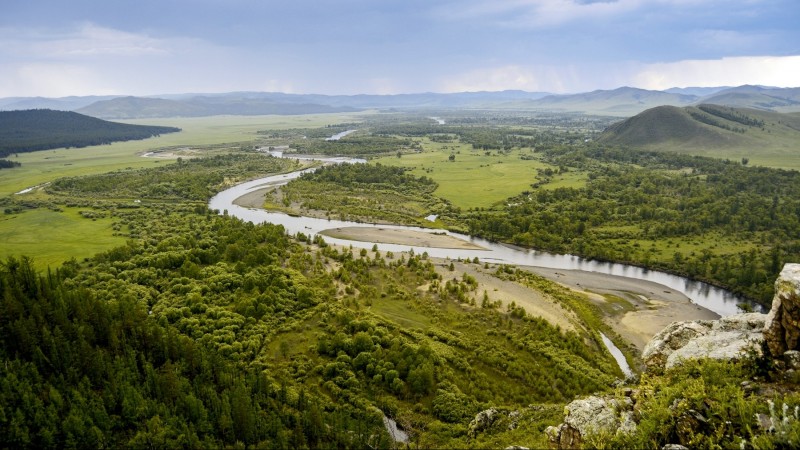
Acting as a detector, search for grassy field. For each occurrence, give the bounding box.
[0,206,126,269]
[0,113,366,197]
[373,138,587,209]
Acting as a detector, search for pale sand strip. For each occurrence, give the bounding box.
[322,227,486,251]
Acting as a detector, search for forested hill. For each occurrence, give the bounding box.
[598,104,800,154]
[0,109,180,157]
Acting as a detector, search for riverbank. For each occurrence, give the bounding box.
[521,266,719,350]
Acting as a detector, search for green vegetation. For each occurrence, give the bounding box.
[464,146,800,303]
[48,153,301,202]
[0,109,180,157]
[0,159,21,169]
[273,162,455,226]
[605,358,800,449]
[0,112,365,197]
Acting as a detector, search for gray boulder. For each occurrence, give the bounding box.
[764,264,800,357]
[642,313,765,371]
[545,394,636,449]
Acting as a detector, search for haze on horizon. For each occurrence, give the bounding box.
[1,0,799,98]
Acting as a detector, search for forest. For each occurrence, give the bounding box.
[0,109,180,157]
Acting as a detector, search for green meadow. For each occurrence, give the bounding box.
[373,138,587,210]
[0,206,126,269]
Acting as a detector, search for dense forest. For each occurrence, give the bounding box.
[0,109,180,157]
[0,159,21,169]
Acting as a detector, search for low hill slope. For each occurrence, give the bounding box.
[0,109,180,157]
[598,104,800,164]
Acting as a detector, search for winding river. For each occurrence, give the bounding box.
[209,156,760,318]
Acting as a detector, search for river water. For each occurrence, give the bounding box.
[209,160,759,318]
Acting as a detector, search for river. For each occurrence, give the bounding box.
[209,158,759,318]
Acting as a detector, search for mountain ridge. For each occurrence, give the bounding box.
[3,85,800,118]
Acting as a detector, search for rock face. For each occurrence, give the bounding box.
[545,394,636,449]
[764,264,800,358]
[642,313,765,371]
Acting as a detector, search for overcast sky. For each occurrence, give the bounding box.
[2,0,798,97]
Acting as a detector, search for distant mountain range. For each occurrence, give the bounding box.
[1,85,798,119]
[597,103,800,155]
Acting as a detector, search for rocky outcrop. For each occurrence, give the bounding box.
[764,264,800,357]
[642,313,765,371]
[545,393,637,449]
[468,408,500,438]
[546,264,800,449]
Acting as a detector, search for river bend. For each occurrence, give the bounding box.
[209,157,759,318]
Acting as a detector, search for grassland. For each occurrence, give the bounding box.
[372,137,587,209]
[0,206,126,269]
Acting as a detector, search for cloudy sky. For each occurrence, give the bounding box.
[2,0,798,97]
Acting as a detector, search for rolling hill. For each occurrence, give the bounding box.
[0,109,181,157]
[598,104,800,165]
[698,86,800,112]
[523,87,698,116]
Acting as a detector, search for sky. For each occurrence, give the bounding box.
[1,0,798,97]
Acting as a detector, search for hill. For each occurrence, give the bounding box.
[698,85,800,112]
[525,87,697,116]
[0,109,181,157]
[598,104,800,163]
